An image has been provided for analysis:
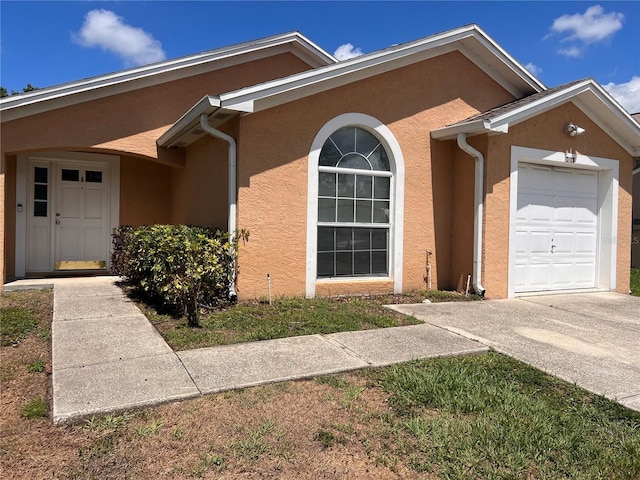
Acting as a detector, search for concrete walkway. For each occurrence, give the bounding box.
[4,277,487,424]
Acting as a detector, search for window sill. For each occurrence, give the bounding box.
[316,276,391,284]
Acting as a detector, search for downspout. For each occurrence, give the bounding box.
[200,113,238,301]
[457,133,486,297]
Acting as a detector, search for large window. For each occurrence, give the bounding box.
[317,126,392,278]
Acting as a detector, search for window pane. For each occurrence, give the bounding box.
[374,177,390,199]
[372,251,388,275]
[353,229,370,250]
[337,199,354,222]
[34,167,48,183]
[34,184,47,200]
[355,129,380,157]
[355,200,372,223]
[61,169,79,182]
[86,170,102,183]
[336,252,353,275]
[369,145,390,171]
[355,175,372,198]
[335,228,352,251]
[371,229,387,249]
[317,252,334,277]
[331,127,355,154]
[354,252,371,275]
[318,198,336,222]
[338,153,370,170]
[34,201,47,217]
[337,174,354,198]
[318,172,336,197]
[319,139,342,167]
[317,227,334,251]
[373,201,390,223]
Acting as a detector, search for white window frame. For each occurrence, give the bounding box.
[306,113,405,297]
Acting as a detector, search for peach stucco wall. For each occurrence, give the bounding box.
[171,122,236,230]
[480,102,633,297]
[234,51,515,299]
[120,156,172,227]
[1,52,314,282]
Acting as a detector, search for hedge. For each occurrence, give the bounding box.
[111,225,246,327]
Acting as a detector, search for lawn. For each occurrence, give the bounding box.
[131,288,476,351]
[2,288,640,479]
[632,268,640,297]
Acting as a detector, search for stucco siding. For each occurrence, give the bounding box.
[120,156,172,226]
[234,51,515,299]
[171,131,230,230]
[0,53,314,162]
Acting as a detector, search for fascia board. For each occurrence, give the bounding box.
[219,25,544,114]
[0,32,333,122]
[431,120,502,140]
[157,96,221,148]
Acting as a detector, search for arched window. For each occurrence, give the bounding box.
[317,126,392,278]
[306,114,404,297]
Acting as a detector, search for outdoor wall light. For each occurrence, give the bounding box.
[565,123,586,136]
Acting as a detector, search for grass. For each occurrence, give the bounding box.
[131,287,476,351]
[631,268,640,297]
[0,289,53,346]
[373,353,640,478]
[21,398,48,419]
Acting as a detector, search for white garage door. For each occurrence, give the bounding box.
[514,163,598,293]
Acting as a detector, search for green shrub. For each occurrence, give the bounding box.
[111,225,247,327]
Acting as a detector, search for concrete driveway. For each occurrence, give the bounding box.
[391,292,640,411]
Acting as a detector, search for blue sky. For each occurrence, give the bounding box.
[1,1,639,112]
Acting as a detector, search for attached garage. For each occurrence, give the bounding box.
[508,146,620,297]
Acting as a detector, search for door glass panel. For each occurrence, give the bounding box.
[86,170,103,183]
[34,201,47,217]
[61,169,79,181]
[34,167,48,183]
[34,184,48,200]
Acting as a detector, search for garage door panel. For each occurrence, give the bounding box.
[515,163,598,293]
[519,164,553,194]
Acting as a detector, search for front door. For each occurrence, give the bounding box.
[54,163,109,270]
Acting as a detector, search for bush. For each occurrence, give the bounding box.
[111,225,247,327]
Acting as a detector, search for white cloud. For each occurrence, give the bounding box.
[558,46,584,58]
[333,43,363,61]
[603,76,640,113]
[74,9,166,67]
[524,62,542,77]
[549,5,624,57]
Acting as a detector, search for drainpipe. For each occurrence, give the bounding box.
[457,133,486,297]
[200,113,238,301]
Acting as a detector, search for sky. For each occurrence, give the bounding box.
[1,1,639,112]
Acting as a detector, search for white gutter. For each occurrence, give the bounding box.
[457,133,486,296]
[200,114,238,300]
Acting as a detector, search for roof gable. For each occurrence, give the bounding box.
[432,78,640,156]
[0,32,336,122]
[159,24,546,148]
[215,24,545,114]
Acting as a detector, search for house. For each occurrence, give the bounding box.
[2,25,639,299]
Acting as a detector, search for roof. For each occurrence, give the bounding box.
[0,31,336,122]
[159,24,545,148]
[432,78,640,156]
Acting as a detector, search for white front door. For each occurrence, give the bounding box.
[514,163,598,293]
[54,163,110,270]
